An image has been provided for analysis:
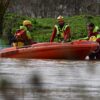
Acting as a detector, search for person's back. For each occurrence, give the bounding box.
[12,20,33,47]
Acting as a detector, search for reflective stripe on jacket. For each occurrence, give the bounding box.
[55,24,69,38]
[93,26,99,33]
[94,26,100,39]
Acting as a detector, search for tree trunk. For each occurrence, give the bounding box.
[0,0,10,37]
[0,15,4,37]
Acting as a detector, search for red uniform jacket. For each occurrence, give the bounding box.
[88,30,98,39]
[15,29,33,45]
[50,26,71,42]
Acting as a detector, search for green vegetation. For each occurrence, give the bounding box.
[3,13,100,42]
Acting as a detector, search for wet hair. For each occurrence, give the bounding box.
[87,23,95,27]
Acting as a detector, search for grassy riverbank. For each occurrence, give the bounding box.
[3,13,100,43]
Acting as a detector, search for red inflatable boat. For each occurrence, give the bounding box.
[0,40,98,60]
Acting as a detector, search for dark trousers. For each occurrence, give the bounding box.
[89,46,100,60]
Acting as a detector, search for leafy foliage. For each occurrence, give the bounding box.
[3,13,100,42]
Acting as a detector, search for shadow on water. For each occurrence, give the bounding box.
[0,77,17,100]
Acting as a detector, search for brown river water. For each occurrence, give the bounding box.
[0,58,100,100]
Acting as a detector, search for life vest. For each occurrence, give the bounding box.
[15,29,27,41]
[89,26,100,42]
[20,26,32,39]
[55,24,69,39]
[15,29,31,45]
[93,26,99,33]
[89,36,97,42]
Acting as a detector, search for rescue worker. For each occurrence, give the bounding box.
[50,15,71,42]
[87,23,99,40]
[12,20,34,47]
[87,23,100,60]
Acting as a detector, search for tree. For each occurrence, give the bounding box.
[0,0,10,37]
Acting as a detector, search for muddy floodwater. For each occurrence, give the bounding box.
[0,58,100,100]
